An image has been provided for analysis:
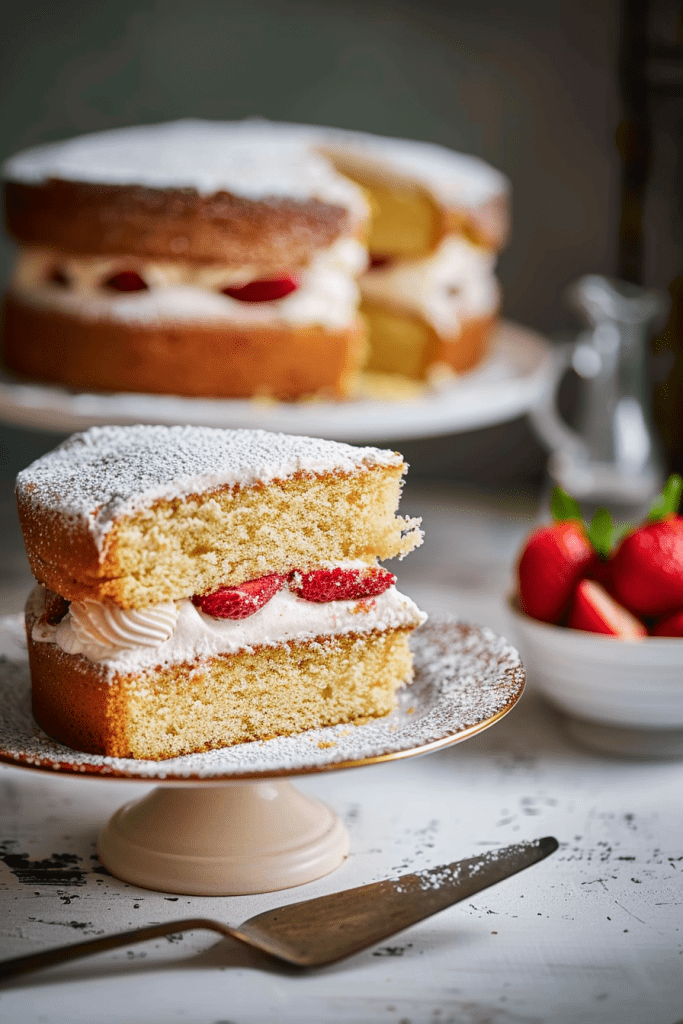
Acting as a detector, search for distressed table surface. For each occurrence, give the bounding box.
[0,484,681,1024]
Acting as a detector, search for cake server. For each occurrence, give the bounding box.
[0,836,558,980]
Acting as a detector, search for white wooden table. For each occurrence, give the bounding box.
[1,484,682,1024]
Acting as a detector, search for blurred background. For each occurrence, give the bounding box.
[0,0,623,332]
[0,0,680,484]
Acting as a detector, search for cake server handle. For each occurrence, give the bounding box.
[0,918,245,981]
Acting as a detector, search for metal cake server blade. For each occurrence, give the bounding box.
[0,836,558,979]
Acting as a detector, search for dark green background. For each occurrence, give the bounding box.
[1,1,670,488]
[0,0,623,333]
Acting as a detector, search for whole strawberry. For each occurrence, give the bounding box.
[651,608,683,637]
[609,476,683,619]
[517,519,596,623]
[517,487,602,624]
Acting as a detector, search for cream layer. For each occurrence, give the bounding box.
[360,235,499,335]
[10,236,367,330]
[29,582,427,677]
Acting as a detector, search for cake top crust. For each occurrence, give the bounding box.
[3,120,367,216]
[3,119,507,213]
[16,425,404,548]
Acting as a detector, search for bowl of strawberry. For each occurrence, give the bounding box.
[507,476,683,756]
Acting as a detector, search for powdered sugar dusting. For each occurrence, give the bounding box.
[3,120,368,222]
[2,118,505,216]
[387,836,556,897]
[15,425,404,548]
[0,617,524,779]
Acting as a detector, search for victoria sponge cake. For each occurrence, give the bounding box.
[3,120,508,397]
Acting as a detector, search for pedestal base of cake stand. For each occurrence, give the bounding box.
[97,780,349,896]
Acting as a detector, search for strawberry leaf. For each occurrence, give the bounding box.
[588,506,614,558]
[648,473,683,522]
[550,486,583,523]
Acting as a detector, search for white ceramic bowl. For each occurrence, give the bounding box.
[507,598,683,756]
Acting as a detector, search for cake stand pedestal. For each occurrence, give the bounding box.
[0,618,524,897]
[98,780,348,896]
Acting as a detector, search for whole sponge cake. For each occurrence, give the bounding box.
[4,121,370,401]
[17,425,426,759]
[3,119,508,397]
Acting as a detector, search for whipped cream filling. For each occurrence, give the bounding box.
[360,235,499,335]
[10,236,367,330]
[29,580,427,676]
[55,599,179,658]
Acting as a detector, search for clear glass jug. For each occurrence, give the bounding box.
[530,275,667,520]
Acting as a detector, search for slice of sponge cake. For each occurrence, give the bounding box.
[17,425,426,759]
[16,425,422,607]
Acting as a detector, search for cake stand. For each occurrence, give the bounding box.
[0,322,551,442]
[0,617,524,896]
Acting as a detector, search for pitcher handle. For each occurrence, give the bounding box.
[528,340,588,459]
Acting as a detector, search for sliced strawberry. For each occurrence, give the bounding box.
[221,275,299,303]
[609,516,683,618]
[192,574,285,619]
[289,566,396,602]
[651,608,683,637]
[569,579,646,638]
[103,270,148,292]
[517,521,597,624]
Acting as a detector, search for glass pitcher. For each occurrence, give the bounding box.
[530,275,667,521]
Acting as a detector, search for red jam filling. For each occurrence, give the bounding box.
[221,275,299,303]
[47,268,70,287]
[102,270,149,292]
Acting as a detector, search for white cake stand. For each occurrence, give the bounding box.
[0,322,551,441]
[0,618,524,896]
